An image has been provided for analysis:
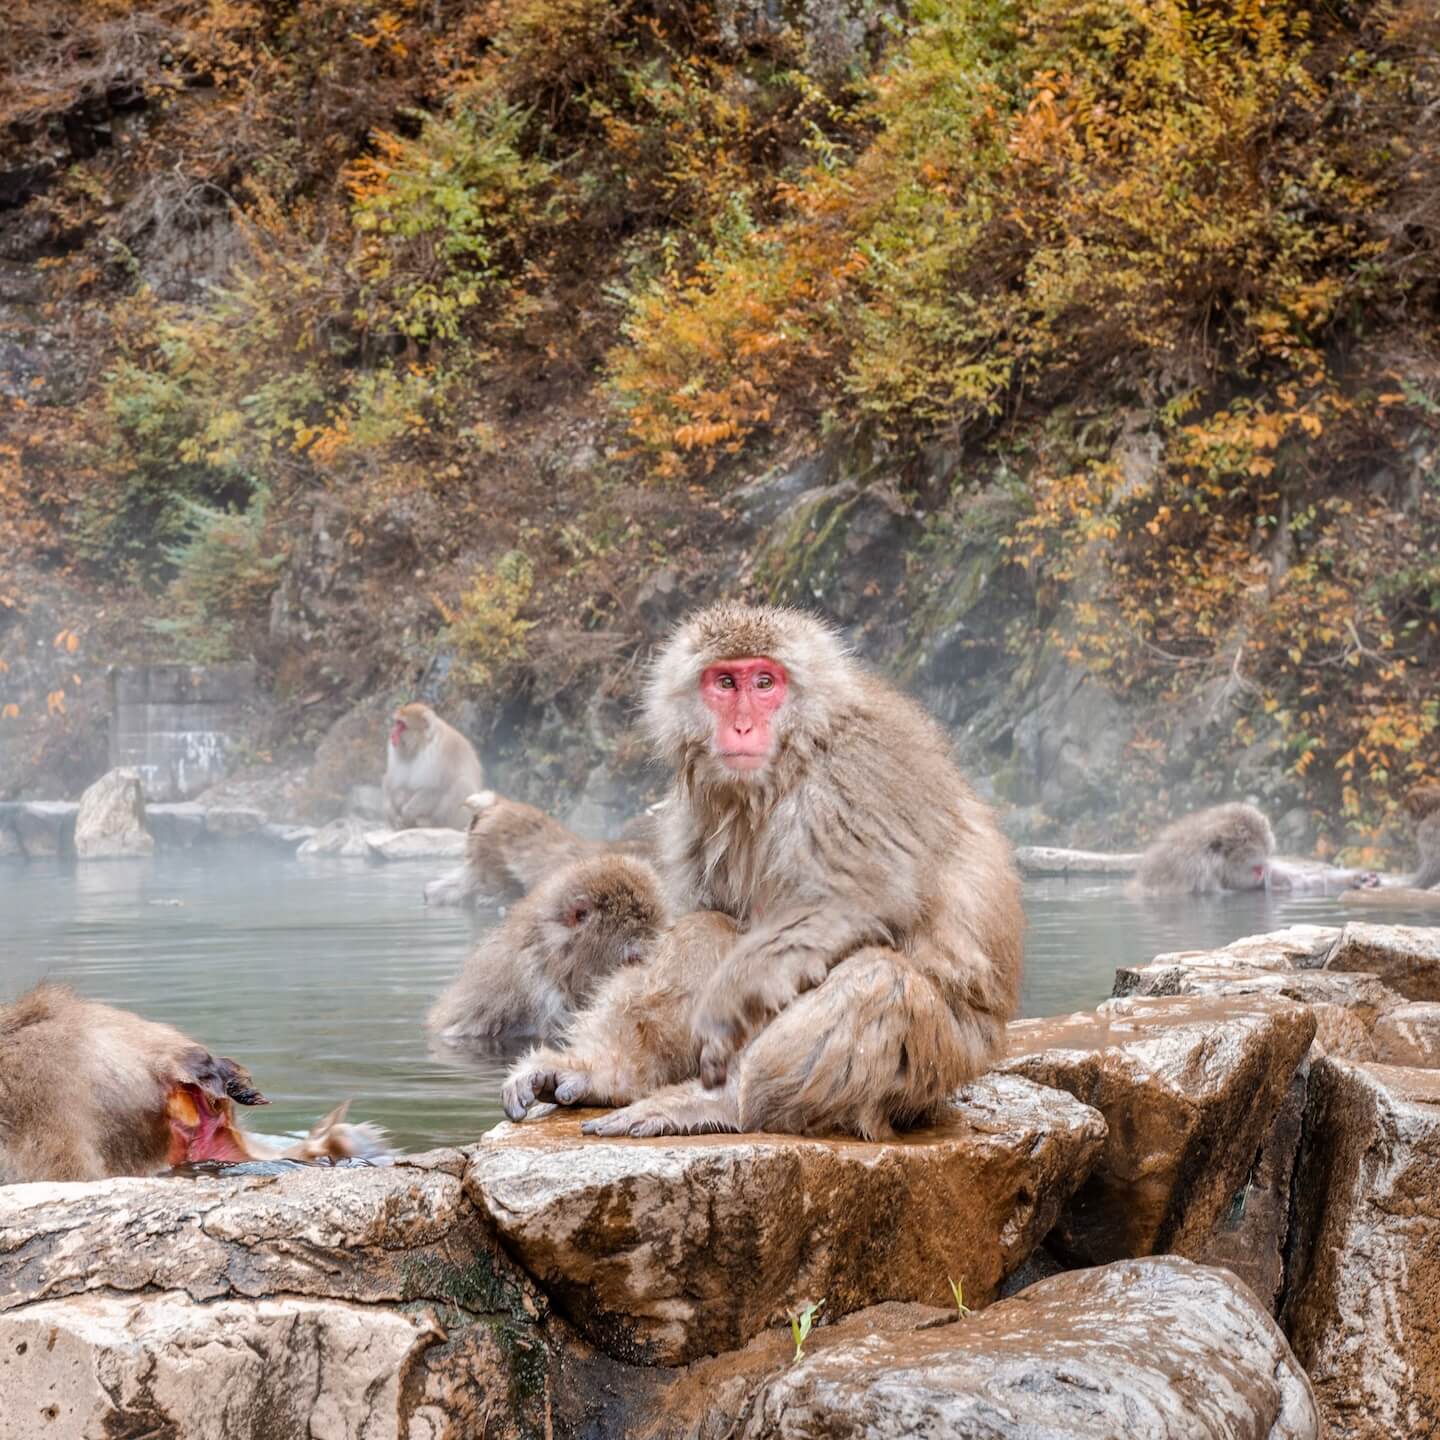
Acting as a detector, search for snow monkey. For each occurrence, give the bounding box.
[383,702,485,831]
[424,791,658,907]
[1405,780,1440,890]
[0,986,389,1183]
[1136,802,1275,895]
[428,854,668,1044]
[503,602,1025,1139]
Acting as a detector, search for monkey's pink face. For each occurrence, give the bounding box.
[389,718,406,747]
[700,658,788,773]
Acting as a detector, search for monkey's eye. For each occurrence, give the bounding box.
[754,673,775,690]
[573,908,590,924]
[716,674,736,689]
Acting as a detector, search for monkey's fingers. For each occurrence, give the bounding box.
[698,1037,732,1089]
[552,1071,594,1106]
[581,1105,674,1139]
[502,1067,558,1121]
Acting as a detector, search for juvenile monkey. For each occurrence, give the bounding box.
[424,791,658,907]
[428,855,668,1044]
[1135,803,1275,894]
[0,986,389,1183]
[504,602,1024,1140]
[383,703,485,831]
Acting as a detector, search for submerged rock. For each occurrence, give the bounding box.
[1002,993,1315,1290]
[72,767,154,860]
[1014,845,1141,875]
[646,1257,1319,1440]
[297,817,372,857]
[467,1074,1107,1365]
[1283,1058,1440,1440]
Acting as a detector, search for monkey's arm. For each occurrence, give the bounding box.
[691,904,891,1087]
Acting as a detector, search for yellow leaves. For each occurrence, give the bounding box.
[0,703,16,719]
[46,690,65,717]
[52,629,79,654]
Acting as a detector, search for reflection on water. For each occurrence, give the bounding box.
[2,854,1437,1153]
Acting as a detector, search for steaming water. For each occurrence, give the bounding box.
[2,854,1437,1154]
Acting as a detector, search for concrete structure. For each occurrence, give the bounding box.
[107,663,256,801]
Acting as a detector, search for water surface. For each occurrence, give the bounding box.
[2,854,1436,1152]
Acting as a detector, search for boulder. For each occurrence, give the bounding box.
[1113,924,1340,989]
[0,1291,439,1440]
[203,804,266,838]
[1014,845,1141,876]
[298,817,372,857]
[1372,1001,1440,1067]
[72,767,154,860]
[144,801,210,848]
[1315,922,1440,1001]
[467,1074,1107,1365]
[1002,993,1316,1291]
[646,1258,1319,1440]
[1283,1058,1440,1439]
[365,827,467,862]
[13,801,77,858]
[259,821,317,848]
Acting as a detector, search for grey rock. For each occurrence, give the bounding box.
[73,767,154,860]
[14,801,78,858]
[144,802,210,848]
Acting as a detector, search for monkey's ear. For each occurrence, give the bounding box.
[179,1046,269,1106]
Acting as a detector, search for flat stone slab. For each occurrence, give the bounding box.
[1014,845,1141,875]
[648,1257,1319,1440]
[1002,993,1315,1278]
[203,805,265,837]
[1316,922,1440,1001]
[366,827,467,861]
[145,801,209,847]
[1283,1056,1440,1439]
[0,1291,439,1440]
[298,817,372,857]
[467,1073,1107,1365]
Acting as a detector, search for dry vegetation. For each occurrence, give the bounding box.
[1,0,1437,841]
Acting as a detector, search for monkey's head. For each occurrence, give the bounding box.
[162,1048,269,1167]
[390,702,435,757]
[1404,780,1440,821]
[538,855,668,990]
[645,603,849,785]
[1208,804,1276,889]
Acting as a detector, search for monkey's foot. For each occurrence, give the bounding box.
[581,1086,739,1139]
[502,1065,594,1121]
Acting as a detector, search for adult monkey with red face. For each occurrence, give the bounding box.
[503,602,1024,1138]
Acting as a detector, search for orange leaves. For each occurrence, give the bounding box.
[0,704,17,720]
[53,629,79,654]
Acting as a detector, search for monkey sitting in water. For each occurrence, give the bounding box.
[1135,803,1276,894]
[428,854,667,1044]
[1406,780,1440,890]
[504,602,1024,1140]
[0,986,389,1183]
[424,790,659,907]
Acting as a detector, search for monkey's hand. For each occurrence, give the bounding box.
[692,950,829,1088]
[502,1054,595,1121]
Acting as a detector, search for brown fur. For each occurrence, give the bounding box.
[383,702,485,831]
[425,791,657,907]
[1136,803,1275,895]
[0,986,387,1182]
[504,602,1025,1140]
[428,855,668,1043]
[1404,781,1440,890]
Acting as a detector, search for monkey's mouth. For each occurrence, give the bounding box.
[165,1083,260,1166]
[717,750,771,772]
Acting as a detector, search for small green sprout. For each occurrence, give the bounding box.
[789,1298,824,1364]
[948,1277,971,1318]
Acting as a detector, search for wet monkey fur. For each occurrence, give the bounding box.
[504,603,1024,1140]
[428,854,668,1044]
[0,986,388,1182]
[1136,803,1275,895]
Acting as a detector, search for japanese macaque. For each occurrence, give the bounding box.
[428,855,668,1044]
[1135,803,1275,894]
[503,602,1025,1140]
[423,791,658,908]
[1407,780,1440,890]
[383,703,485,831]
[0,985,389,1183]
